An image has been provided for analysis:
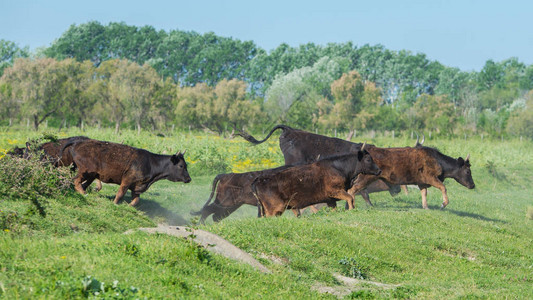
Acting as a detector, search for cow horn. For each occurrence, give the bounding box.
[361,142,366,151]
[421,134,425,145]
[415,133,419,147]
[466,153,470,161]
[176,150,182,156]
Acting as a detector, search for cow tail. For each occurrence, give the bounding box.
[250,177,264,217]
[235,125,288,145]
[190,174,223,216]
[58,140,78,165]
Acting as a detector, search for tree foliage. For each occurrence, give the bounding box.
[1,21,533,138]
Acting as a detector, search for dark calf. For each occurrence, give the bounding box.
[191,167,292,223]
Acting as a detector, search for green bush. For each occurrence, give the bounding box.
[0,153,74,216]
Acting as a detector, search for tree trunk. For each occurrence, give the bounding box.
[346,130,354,141]
[33,115,39,131]
[136,121,141,135]
[58,118,65,131]
[115,122,120,134]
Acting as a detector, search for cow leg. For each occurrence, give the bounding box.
[401,185,409,195]
[360,189,373,206]
[261,200,285,217]
[256,199,265,217]
[113,183,130,204]
[331,190,355,210]
[419,187,429,209]
[348,175,379,197]
[310,205,320,213]
[94,179,102,192]
[129,192,141,207]
[199,204,217,223]
[326,200,337,209]
[213,205,242,222]
[423,178,449,209]
[73,173,87,195]
[81,177,95,191]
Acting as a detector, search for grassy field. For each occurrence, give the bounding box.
[1,127,532,298]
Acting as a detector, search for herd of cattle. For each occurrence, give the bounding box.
[8,125,475,221]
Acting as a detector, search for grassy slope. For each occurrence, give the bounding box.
[1,128,532,298]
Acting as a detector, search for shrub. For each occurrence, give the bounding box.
[0,152,74,216]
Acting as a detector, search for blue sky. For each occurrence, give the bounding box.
[1,0,532,71]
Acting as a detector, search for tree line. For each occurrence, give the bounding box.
[1,21,533,138]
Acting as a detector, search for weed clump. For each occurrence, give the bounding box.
[339,257,368,280]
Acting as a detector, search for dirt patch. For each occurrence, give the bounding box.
[259,253,289,265]
[131,225,270,273]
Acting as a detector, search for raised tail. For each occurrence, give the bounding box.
[190,173,224,216]
[235,125,289,145]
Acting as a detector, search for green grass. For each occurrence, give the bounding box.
[1,127,532,298]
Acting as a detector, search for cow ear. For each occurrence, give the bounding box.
[170,155,179,164]
[457,157,465,166]
[357,150,364,161]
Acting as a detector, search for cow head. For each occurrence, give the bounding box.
[453,154,475,189]
[169,150,192,183]
[7,146,25,158]
[356,144,381,176]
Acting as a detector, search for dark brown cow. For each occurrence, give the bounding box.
[251,150,381,217]
[191,166,291,223]
[349,144,475,209]
[237,125,401,206]
[63,139,191,206]
[22,136,103,191]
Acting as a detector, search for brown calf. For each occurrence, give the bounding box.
[349,145,475,209]
[64,139,191,206]
[251,150,381,217]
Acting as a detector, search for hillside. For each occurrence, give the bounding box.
[0,128,532,298]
